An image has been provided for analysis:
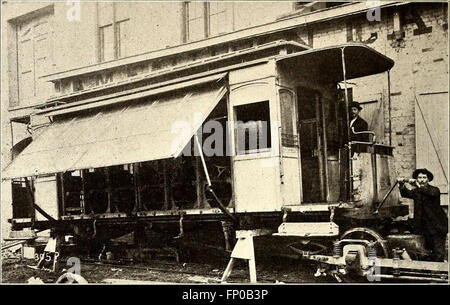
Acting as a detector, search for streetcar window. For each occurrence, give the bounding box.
[235,101,271,155]
[280,89,298,148]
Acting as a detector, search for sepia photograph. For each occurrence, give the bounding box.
[0,0,448,289]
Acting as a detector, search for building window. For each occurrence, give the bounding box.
[116,20,130,58]
[97,2,130,62]
[10,7,54,108]
[184,2,233,42]
[235,101,272,155]
[186,1,206,41]
[99,24,115,62]
[208,2,230,37]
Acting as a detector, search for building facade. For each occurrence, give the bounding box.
[1,1,448,238]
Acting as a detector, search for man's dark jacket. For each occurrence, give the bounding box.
[350,116,370,142]
[347,116,370,153]
[399,184,448,235]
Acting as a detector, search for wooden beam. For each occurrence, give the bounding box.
[133,163,141,212]
[105,167,112,213]
[58,173,66,216]
[24,177,36,223]
[162,160,170,210]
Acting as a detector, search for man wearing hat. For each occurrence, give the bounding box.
[349,101,370,143]
[348,101,370,153]
[398,168,448,261]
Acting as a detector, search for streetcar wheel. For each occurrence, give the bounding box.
[339,227,389,283]
[340,227,390,258]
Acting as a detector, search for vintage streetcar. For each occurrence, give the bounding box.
[2,40,448,282]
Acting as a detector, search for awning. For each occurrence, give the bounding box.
[276,43,394,83]
[2,82,227,180]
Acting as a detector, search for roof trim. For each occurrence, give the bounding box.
[40,73,228,117]
[39,40,295,106]
[36,57,270,113]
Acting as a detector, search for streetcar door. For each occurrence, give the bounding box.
[297,86,326,203]
[279,89,302,206]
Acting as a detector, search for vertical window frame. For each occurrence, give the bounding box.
[116,19,130,59]
[184,1,234,42]
[99,23,114,62]
[97,2,130,62]
[185,1,207,42]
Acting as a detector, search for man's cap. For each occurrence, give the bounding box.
[349,101,362,110]
[412,168,434,182]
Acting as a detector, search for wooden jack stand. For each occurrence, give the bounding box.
[221,229,271,283]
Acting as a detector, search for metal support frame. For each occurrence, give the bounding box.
[307,252,448,282]
[320,97,330,201]
[371,151,378,206]
[341,47,353,200]
[315,94,325,201]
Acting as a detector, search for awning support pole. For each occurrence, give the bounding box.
[194,133,237,223]
[195,134,212,186]
[341,47,353,200]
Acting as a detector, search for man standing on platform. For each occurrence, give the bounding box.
[398,168,448,261]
